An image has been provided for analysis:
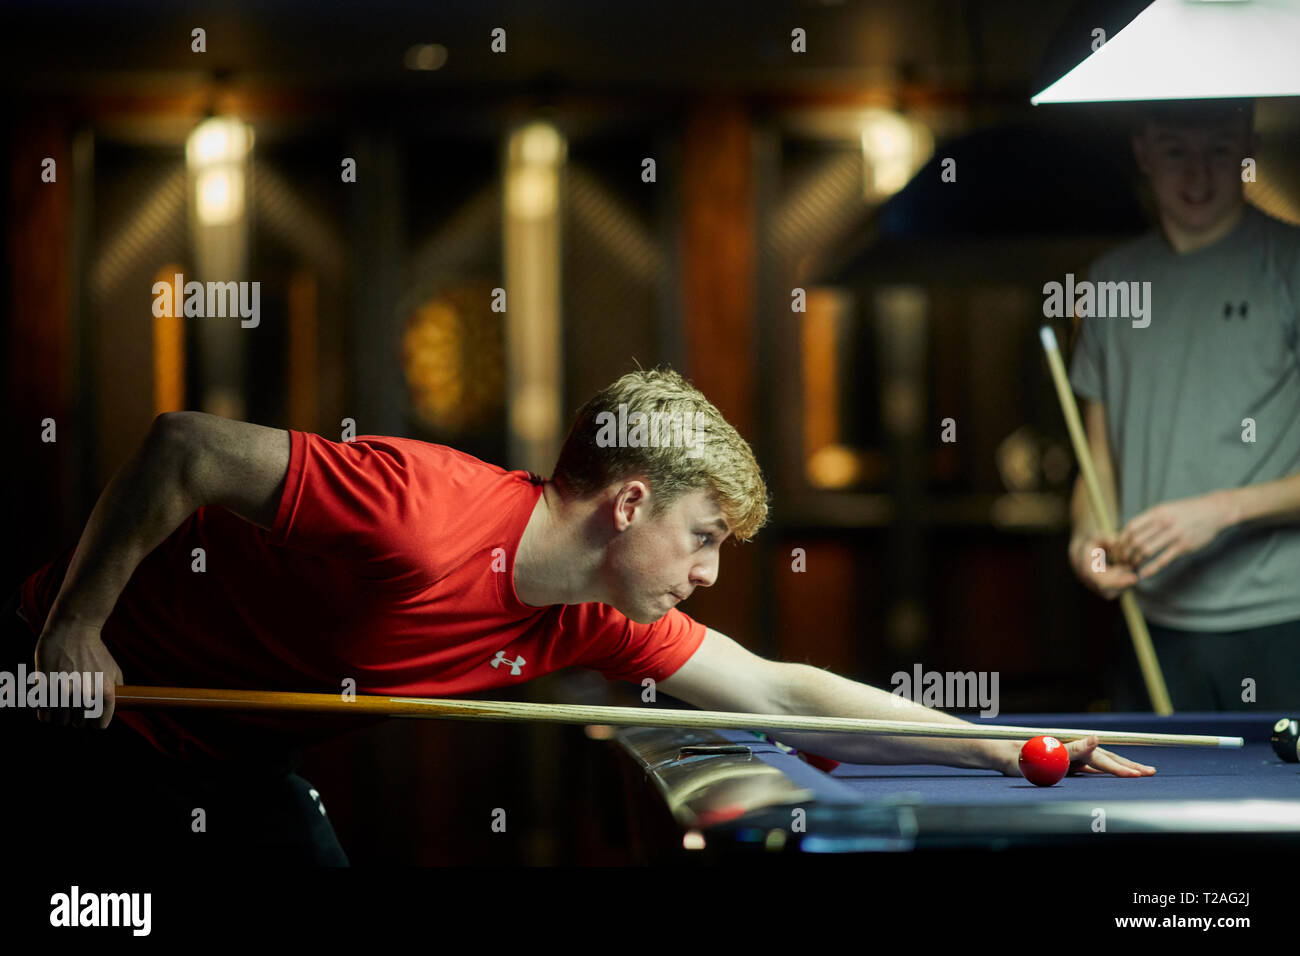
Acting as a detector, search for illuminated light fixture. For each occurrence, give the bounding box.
[404,43,448,71]
[859,109,933,201]
[517,122,564,165]
[197,169,238,224]
[185,114,254,420]
[185,116,254,225]
[503,121,567,473]
[1032,0,1300,104]
[507,122,565,219]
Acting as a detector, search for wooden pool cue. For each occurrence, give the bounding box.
[113,685,1233,746]
[1039,326,1173,715]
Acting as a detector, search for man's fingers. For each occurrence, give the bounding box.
[1105,749,1156,774]
[1096,535,1132,566]
[1114,530,1135,562]
[1123,520,1164,556]
[1080,743,1147,773]
[1140,545,1183,579]
[1104,567,1138,586]
[1079,538,1136,583]
[1091,754,1142,776]
[1132,531,1176,567]
[1067,735,1100,761]
[97,688,117,729]
[30,669,118,729]
[1124,508,1166,537]
[1120,512,1172,557]
[1093,566,1137,598]
[1125,522,1174,562]
[1088,748,1155,776]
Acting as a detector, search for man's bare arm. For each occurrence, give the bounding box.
[661,629,1154,778]
[46,412,289,630]
[1117,472,1300,580]
[1215,476,1300,527]
[37,412,288,726]
[661,629,1008,769]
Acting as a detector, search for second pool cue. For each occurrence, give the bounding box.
[1039,326,1173,715]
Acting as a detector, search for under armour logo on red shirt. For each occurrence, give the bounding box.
[490,650,527,676]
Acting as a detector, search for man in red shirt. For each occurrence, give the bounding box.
[6,368,1150,863]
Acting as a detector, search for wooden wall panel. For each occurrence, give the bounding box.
[6,116,73,584]
[678,99,761,645]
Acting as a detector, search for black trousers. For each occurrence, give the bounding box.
[1110,613,1300,711]
[1,590,348,866]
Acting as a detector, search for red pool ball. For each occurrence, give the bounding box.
[1019,735,1070,787]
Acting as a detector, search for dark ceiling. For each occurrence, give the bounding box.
[0,0,1152,101]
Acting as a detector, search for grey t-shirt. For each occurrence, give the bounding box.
[1070,204,1300,630]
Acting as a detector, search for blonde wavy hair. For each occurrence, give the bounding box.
[552,368,769,541]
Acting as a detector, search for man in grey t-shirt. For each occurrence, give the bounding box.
[1068,99,1300,710]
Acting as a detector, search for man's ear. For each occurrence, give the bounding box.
[612,479,651,531]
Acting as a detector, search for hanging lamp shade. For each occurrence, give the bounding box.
[1032,0,1300,104]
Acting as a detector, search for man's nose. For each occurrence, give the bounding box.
[690,555,719,588]
[1185,154,1214,188]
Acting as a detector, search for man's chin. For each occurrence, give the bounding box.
[1173,199,1235,233]
[620,604,665,625]
[1181,209,1218,230]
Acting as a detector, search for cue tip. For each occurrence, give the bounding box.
[1038,325,1058,352]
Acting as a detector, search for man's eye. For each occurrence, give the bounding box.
[696,532,713,547]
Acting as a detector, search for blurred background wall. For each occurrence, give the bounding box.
[4,0,1299,863]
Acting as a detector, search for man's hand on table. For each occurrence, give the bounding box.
[987,736,1156,779]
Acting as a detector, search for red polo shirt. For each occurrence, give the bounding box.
[19,431,706,759]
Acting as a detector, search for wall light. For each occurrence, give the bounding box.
[859,109,933,202]
[186,116,254,225]
[503,121,567,473]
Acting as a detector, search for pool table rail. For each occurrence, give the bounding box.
[612,720,1300,856]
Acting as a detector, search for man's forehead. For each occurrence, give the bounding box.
[676,489,729,529]
[1147,121,1244,141]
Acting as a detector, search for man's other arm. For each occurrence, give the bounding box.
[659,628,1152,777]
[658,628,1012,770]
[37,412,289,726]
